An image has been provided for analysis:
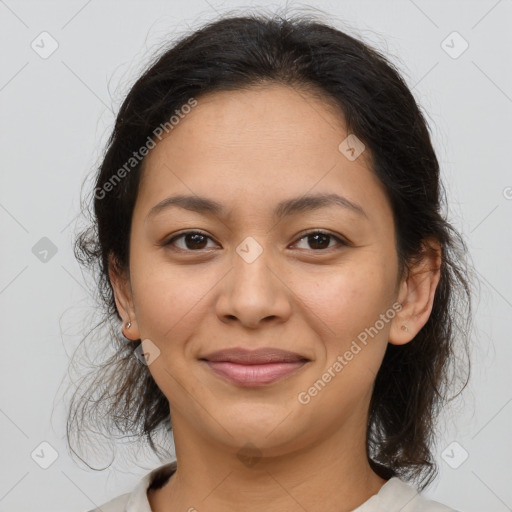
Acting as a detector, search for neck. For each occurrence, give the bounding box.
[148,411,387,512]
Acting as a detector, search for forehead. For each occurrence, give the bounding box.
[158,83,348,153]
[135,84,390,223]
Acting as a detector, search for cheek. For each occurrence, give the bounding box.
[292,262,393,415]
[291,255,396,388]
[129,258,214,397]
[294,258,393,338]
[129,250,215,342]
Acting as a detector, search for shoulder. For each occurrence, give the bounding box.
[353,477,461,512]
[86,460,177,512]
[86,492,131,512]
[380,477,461,512]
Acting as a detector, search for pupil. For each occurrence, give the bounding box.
[186,233,207,249]
[182,233,330,250]
[309,233,329,249]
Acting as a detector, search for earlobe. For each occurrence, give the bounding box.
[388,239,442,346]
[108,253,140,340]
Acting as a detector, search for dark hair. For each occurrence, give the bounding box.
[66,10,475,490]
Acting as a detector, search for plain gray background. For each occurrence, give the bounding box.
[1,0,511,511]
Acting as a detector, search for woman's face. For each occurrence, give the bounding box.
[112,84,408,457]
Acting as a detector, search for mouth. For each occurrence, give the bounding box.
[199,347,310,387]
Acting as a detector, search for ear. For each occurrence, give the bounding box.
[108,252,140,341]
[389,238,442,345]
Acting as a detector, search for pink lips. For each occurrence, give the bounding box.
[200,347,309,387]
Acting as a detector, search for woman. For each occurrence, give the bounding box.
[69,11,473,512]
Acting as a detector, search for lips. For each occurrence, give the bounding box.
[199,347,310,387]
[200,347,309,364]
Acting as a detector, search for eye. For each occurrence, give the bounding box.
[164,231,218,251]
[292,230,348,251]
[163,229,348,253]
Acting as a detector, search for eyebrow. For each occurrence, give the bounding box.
[146,192,368,222]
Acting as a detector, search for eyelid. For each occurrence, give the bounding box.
[293,228,346,241]
[163,228,350,252]
[291,229,349,249]
[163,230,218,249]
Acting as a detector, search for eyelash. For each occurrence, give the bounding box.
[163,229,348,253]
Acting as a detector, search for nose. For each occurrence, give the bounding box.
[215,240,292,329]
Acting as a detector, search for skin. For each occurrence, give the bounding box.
[109,83,441,512]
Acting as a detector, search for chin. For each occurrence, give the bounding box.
[205,412,307,455]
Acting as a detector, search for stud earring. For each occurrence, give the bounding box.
[401,324,408,332]
[125,321,131,329]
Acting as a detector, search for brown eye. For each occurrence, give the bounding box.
[165,231,216,251]
[163,229,347,253]
[293,230,347,251]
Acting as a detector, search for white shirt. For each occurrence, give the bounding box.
[88,461,460,512]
